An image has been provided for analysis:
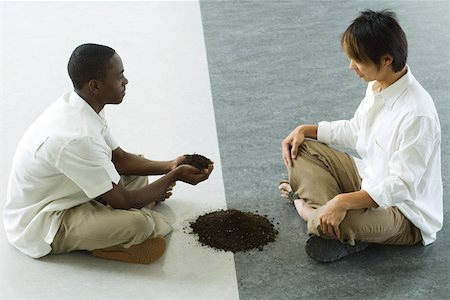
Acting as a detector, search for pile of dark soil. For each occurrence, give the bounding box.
[189,209,278,253]
[180,154,212,170]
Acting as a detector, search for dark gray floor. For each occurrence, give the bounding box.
[200,1,449,299]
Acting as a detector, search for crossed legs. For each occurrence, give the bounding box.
[51,175,173,264]
[279,140,422,261]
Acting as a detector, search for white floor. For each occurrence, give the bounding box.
[0,2,239,299]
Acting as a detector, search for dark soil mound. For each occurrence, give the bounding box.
[189,209,278,253]
[180,154,212,170]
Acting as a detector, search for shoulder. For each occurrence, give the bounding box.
[398,74,439,126]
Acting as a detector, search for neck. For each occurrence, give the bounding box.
[377,66,407,91]
[75,89,104,114]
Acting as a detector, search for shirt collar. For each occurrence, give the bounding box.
[69,91,107,126]
[371,66,412,110]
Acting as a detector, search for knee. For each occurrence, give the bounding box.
[133,175,149,187]
[292,140,321,166]
[293,140,311,158]
[301,139,316,148]
[121,175,149,190]
[128,212,154,240]
[299,140,328,155]
[339,210,364,233]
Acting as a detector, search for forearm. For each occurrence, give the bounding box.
[299,124,318,139]
[336,190,379,210]
[318,190,378,239]
[122,153,173,175]
[125,170,178,208]
[102,163,213,209]
[113,148,174,176]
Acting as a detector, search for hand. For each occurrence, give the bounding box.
[175,163,214,185]
[281,126,306,167]
[318,196,347,239]
[171,155,187,171]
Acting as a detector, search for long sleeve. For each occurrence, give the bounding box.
[361,116,441,209]
[317,100,364,149]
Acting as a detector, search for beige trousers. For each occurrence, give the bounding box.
[51,175,172,254]
[288,140,422,246]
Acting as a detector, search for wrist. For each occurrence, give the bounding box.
[298,124,317,139]
[297,125,307,135]
[168,167,180,182]
[169,159,178,172]
[333,194,350,211]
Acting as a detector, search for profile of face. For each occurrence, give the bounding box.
[348,59,380,82]
[96,53,128,105]
[347,55,393,83]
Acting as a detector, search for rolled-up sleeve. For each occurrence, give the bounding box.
[317,121,331,144]
[317,101,363,149]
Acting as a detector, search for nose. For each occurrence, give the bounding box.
[349,60,356,70]
[123,75,128,86]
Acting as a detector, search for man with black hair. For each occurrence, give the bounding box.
[280,10,442,262]
[4,43,214,264]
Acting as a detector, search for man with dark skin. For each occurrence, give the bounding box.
[82,51,213,210]
[4,44,214,264]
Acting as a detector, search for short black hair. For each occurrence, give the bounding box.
[67,43,116,90]
[341,9,408,72]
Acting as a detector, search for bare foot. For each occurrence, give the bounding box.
[278,181,313,222]
[278,181,300,203]
[146,183,176,209]
[293,199,313,222]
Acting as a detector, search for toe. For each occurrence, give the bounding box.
[278,182,293,193]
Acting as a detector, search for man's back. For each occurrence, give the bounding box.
[4,92,119,257]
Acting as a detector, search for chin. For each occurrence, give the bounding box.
[110,98,124,105]
[360,76,370,82]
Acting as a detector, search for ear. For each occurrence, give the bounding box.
[382,54,394,67]
[87,79,101,94]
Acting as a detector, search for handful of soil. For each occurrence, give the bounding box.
[189,209,278,253]
[180,153,212,170]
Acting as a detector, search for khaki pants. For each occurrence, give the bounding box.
[51,175,172,254]
[288,140,422,246]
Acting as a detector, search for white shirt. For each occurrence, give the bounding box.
[317,68,443,245]
[4,92,121,258]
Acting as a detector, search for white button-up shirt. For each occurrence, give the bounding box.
[317,68,443,245]
[4,92,121,258]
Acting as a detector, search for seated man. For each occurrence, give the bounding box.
[280,10,442,262]
[4,43,214,264]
